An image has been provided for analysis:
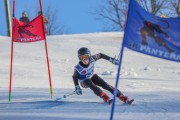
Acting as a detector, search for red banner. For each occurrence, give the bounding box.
[12,15,45,42]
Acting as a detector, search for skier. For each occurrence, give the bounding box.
[72,47,133,104]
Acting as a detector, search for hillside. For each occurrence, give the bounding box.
[0,32,179,120]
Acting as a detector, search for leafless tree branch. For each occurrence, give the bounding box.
[93,0,168,31]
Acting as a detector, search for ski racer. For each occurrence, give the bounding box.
[72,47,133,104]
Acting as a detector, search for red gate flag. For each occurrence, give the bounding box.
[9,0,53,102]
[12,15,45,42]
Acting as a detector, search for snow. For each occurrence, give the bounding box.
[0,32,180,120]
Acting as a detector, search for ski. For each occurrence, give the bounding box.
[108,99,113,105]
[108,99,134,105]
[126,99,134,105]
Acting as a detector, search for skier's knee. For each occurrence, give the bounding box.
[80,81,89,88]
[92,74,98,78]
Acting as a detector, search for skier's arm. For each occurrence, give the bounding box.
[72,70,79,86]
[72,69,82,95]
[91,53,111,61]
[92,53,119,65]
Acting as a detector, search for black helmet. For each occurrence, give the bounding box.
[78,47,91,60]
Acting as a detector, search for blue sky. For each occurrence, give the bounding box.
[0,0,106,36]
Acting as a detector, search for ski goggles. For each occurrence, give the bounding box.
[79,54,90,61]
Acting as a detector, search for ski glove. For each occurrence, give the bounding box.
[109,58,119,65]
[75,85,82,95]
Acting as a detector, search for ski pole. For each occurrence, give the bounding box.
[117,52,121,60]
[63,91,76,98]
[55,91,76,101]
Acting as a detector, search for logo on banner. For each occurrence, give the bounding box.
[16,24,42,42]
[18,24,37,38]
[140,20,174,53]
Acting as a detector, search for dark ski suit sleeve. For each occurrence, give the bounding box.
[72,69,80,86]
[91,53,111,61]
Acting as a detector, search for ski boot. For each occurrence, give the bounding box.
[100,92,112,104]
[118,95,134,105]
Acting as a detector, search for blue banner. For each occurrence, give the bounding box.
[123,0,180,62]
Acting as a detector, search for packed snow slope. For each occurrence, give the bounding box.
[0,32,179,120]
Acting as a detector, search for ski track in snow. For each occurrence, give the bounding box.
[1,89,180,120]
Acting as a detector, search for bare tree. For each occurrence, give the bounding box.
[43,5,67,35]
[93,0,128,31]
[138,0,167,15]
[93,0,168,31]
[168,0,180,17]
